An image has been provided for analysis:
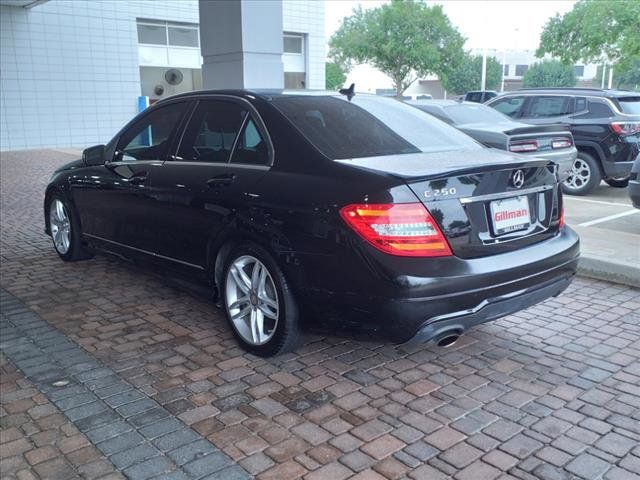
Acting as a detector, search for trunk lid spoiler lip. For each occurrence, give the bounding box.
[335,149,554,182]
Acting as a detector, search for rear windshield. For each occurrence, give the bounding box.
[443,104,510,125]
[271,95,480,160]
[617,97,640,114]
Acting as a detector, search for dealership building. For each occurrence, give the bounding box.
[0,0,325,150]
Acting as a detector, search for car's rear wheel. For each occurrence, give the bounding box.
[562,152,601,196]
[223,243,300,356]
[604,178,629,188]
[48,195,93,261]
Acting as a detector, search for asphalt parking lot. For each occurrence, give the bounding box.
[1,150,639,480]
[564,183,640,287]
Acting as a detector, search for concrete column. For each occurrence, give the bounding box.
[199,0,284,89]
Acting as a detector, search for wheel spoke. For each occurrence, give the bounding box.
[257,266,268,296]
[249,309,260,344]
[258,303,277,319]
[229,296,249,310]
[231,305,251,320]
[55,201,65,222]
[258,294,277,309]
[230,265,251,293]
[251,261,261,289]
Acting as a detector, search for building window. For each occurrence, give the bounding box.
[137,19,199,48]
[283,34,304,54]
[503,64,509,76]
[284,72,306,89]
[515,64,529,77]
[574,65,585,77]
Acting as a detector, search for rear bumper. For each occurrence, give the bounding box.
[629,179,640,209]
[407,273,572,344]
[531,148,577,181]
[302,227,580,343]
[603,160,634,179]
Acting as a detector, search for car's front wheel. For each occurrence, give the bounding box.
[223,243,300,356]
[562,152,601,196]
[48,195,93,261]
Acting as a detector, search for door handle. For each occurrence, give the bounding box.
[128,174,148,185]
[206,174,236,187]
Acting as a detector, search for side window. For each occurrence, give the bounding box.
[586,101,613,118]
[527,96,572,118]
[490,96,524,118]
[574,97,587,113]
[116,103,187,161]
[231,118,269,165]
[177,100,247,163]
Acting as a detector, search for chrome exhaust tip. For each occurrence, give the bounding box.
[436,334,460,348]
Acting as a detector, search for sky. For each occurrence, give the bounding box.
[325,0,577,52]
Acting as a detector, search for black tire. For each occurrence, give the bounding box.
[48,194,93,262]
[604,178,629,188]
[561,152,602,196]
[222,242,301,357]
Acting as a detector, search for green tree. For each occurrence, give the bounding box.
[522,60,576,88]
[329,0,464,97]
[615,57,640,90]
[325,62,347,90]
[523,60,577,88]
[440,54,502,95]
[536,0,640,71]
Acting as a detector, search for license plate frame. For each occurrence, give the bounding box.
[490,195,531,235]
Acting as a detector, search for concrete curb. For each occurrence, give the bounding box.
[578,255,640,289]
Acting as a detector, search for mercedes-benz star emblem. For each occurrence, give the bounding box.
[511,169,525,188]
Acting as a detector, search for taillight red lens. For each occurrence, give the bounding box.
[610,122,640,136]
[551,137,573,149]
[339,203,453,257]
[559,205,565,229]
[509,140,539,153]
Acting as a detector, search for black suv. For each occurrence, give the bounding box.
[486,88,640,195]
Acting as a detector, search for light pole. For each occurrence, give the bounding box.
[481,47,487,91]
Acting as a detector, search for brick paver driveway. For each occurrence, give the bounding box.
[1,149,639,480]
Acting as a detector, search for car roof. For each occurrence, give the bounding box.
[500,88,638,98]
[409,100,459,107]
[156,89,353,104]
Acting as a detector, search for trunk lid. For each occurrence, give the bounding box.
[338,149,562,258]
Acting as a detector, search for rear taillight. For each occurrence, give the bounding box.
[559,206,565,229]
[551,137,573,149]
[340,203,452,257]
[509,140,539,153]
[610,122,640,136]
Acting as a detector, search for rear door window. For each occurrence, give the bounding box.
[617,97,640,114]
[526,96,572,118]
[573,100,613,119]
[177,100,247,163]
[490,96,525,118]
[230,118,270,166]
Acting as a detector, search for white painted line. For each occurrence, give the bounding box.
[564,197,631,208]
[578,209,640,227]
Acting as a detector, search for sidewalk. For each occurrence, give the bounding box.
[564,186,640,288]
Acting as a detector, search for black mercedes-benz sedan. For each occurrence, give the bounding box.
[45,90,580,356]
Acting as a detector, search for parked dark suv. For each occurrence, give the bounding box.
[486,88,640,195]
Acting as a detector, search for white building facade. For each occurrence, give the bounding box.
[0,0,325,150]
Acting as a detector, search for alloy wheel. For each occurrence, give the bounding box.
[563,158,591,190]
[49,199,71,254]
[225,255,279,346]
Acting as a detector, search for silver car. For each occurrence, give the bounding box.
[409,101,577,182]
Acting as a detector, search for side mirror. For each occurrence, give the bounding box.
[82,145,106,166]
